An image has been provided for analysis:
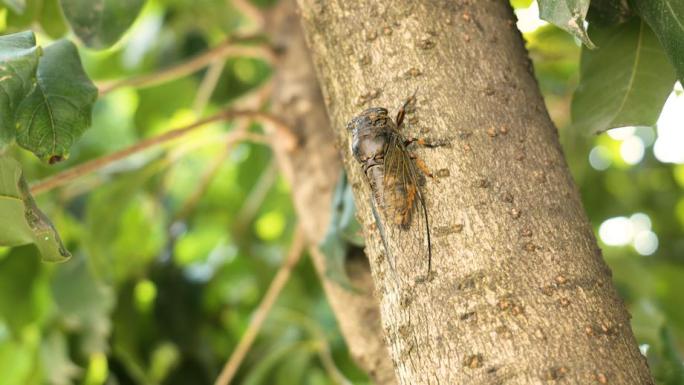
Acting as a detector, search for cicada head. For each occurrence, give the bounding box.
[347,107,391,164]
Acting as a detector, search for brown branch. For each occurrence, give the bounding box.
[231,0,265,34]
[30,109,287,196]
[192,59,227,115]
[214,227,306,385]
[97,39,275,95]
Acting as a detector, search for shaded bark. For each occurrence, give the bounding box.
[295,1,653,384]
[263,2,397,384]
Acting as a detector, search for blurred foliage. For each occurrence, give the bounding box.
[0,0,682,385]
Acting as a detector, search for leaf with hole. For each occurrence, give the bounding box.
[14,39,97,163]
[0,30,41,147]
[630,0,684,82]
[58,0,146,49]
[538,0,595,48]
[0,156,70,262]
[571,18,676,133]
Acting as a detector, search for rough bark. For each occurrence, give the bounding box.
[263,2,398,384]
[295,1,654,384]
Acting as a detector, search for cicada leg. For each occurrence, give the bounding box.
[395,90,418,128]
[409,153,437,182]
[403,137,448,148]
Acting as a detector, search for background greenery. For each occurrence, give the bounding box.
[0,0,682,384]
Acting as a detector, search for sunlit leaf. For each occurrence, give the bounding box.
[571,18,676,133]
[15,39,97,162]
[0,156,70,262]
[538,0,595,48]
[38,0,69,39]
[58,0,146,49]
[0,30,40,146]
[0,338,34,385]
[631,0,684,82]
[510,0,533,9]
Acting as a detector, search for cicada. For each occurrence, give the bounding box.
[347,94,437,277]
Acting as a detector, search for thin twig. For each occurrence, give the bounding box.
[30,109,287,196]
[98,41,274,95]
[231,0,265,34]
[214,227,307,385]
[193,60,227,115]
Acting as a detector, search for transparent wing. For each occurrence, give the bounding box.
[375,131,432,278]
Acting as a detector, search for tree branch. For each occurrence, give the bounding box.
[97,37,275,95]
[192,59,227,115]
[30,109,286,196]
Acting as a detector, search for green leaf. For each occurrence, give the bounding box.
[588,0,633,26]
[38,0,69,39]
[0,30,40,146]
[14,39,97,163]
[571,18,677,133]
[630,0,684,82]
[510,0,533,9]
[51,256,114,354]
[0,156,70,262]
[538,0,596,48]
[0,338,35,385]
[58,0,146,49]
[1,0,26,13]
[0,246,50,333]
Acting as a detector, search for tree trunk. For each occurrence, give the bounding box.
[295,1,654,384]
[263,2,398,384]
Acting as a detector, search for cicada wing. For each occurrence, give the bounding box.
[375,132,432,277]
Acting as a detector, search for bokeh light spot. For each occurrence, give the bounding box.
[599,217,633,246]
[620,136,645,165]
[607,126,636,140]
[633,231,658,256]
[589,146,612,170]
[514,1,548,33]
[134,279,157,312]
[255,211,286,241]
